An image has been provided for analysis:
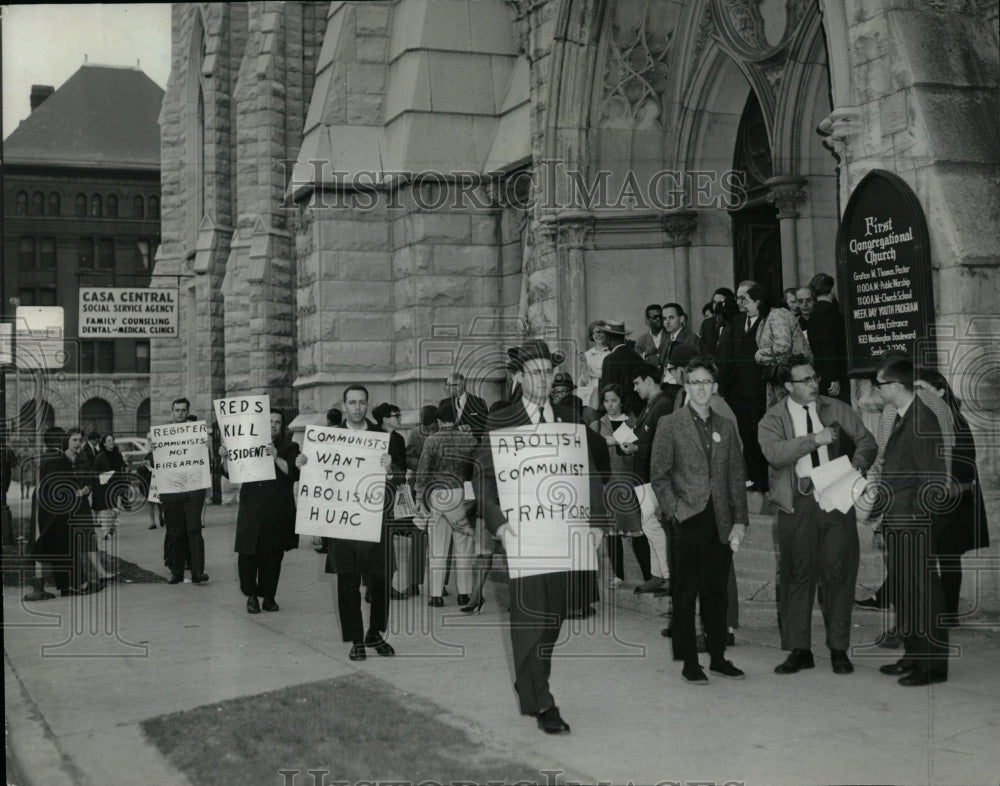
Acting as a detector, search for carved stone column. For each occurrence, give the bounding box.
[818,107,862,211]
[554,211,594,348]
[765,175,808,290]
[663,209,698,311]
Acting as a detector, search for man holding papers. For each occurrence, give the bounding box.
[476,339,608,735]
[759,355,876,676]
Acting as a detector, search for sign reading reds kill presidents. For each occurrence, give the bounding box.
[836,170,934,374]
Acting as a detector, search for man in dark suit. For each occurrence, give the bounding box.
[598,319,645,417]
[871,354,950,685]
[758,356,877,676]
[722,281,769,491]
[298,384,397,662]
[651,356,748,684]
[476,339,608,734]
[627,364,675,594]
[661,303,704,375]
[442,373,488,441]
[633,304,670,374]
[806,273,850,403]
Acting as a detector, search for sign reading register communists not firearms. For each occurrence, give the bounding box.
[294,426,388,542]
[490,423,597,578]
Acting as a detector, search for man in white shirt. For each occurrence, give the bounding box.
[758,356,876,676]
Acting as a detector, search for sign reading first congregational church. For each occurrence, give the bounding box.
[836,170,935,374]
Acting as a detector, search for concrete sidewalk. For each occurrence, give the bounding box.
[5,503,999,786]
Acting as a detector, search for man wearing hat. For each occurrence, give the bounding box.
[475,339,609,734]
[549,371,586,421]
[598,320,646,417]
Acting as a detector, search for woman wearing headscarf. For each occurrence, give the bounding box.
[92,433,128,540]
[220,409,300,613]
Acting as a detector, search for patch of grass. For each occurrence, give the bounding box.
[142,673,544,785]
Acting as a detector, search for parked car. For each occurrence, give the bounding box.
[116,436,152,472]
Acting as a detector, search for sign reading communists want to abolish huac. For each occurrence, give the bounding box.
[836,170,934,374]
[294,426,388,542]
[79,287,178,337]
[150,421,211,494]
[489,423,596,578]
[213,395,275,484]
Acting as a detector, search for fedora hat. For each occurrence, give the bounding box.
[598,319,631,336]
[506,339,565,372]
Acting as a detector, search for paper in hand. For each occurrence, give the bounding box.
[810,455,864,514]
[612,422,638,445]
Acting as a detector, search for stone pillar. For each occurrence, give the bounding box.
[663,209,698,311]
[765,175,808,291]
[818,108,862,212]
[554,212,594,348]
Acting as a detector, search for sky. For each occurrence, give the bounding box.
[2,4,172,139]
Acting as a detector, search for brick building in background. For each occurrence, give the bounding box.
[156,2,998,605]
[3,63,163,439]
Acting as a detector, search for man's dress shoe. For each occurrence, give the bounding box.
[775,649,815,674]
[830,649,854,674]
[349,642,366,661]
[262,598,279,612]
[898,670,947,686]
[246,596,261,614]
[879,660,917,676]
[536,706,570,734]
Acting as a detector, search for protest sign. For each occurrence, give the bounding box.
[489,423,596,578]
[213,395,275,483]
[294,425,388,542]
[150,421,211,494]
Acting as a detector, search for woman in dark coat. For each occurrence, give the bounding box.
[220,409,300,614]
[92,434,127,540]
[916,370,991,620]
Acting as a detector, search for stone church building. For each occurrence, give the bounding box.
[154,0,998,579]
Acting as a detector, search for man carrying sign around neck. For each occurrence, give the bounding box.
[295,385,396,661]
[159,398,211,585]
[475,339,609,735]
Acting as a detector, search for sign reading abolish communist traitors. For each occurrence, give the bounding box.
[490,423,596,578]
[150,421,211,493]
[213,395,275,483]
[79,288,178,338]
[294,426,389,542]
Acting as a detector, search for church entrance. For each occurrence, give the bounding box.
[730,90,781,297]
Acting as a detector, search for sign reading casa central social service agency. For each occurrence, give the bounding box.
[79,288,178,338]
[836,170,934,375]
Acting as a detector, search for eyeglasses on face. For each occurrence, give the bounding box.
[789,375,821,385]
[796,297,814,304]
[736,295,749,303]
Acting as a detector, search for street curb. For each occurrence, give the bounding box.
[4,651,84,786]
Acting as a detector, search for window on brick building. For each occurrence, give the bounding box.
[135,341,150,373]
[135,240,151,271]
[32,191,44,215]
[19,237,35,268]
[133,195,144,219]
[48,192,61,216]
[80,342,115,374]
[75,193,87,217]
[16,192,28,215]
[148,196,160,220]
[97,238,115,271]
[39,238,57,269]
[80,398,114,435]
[78,237,94,268]
[136,399,151,437]
[17,287,57,307]
[91,194,102,217]
[107,194,118,218]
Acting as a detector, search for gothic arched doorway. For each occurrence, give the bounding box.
[730,91,781,297]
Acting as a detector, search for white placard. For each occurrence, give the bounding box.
[15,306,65,369]
[294,426,389,542]
[78,287,178,337]
[612,422,638,445]
[490,423,596,578]
[213,395,275,483]
[150,421,211,494]
[147,470,161,505]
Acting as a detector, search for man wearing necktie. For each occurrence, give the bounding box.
[759,356,876,676]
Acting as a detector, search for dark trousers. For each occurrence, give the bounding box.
[238,550,283,599]
[163,494,205,577]
[885,517,949,675]
[631,533,652,582]
[733,404,768,489]
[777,491,858,652]
[509,571,568,716]
[671,501,732,667]
[606,534,624,580]
[337,570,389,643]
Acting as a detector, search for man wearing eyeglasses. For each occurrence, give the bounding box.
[441,374,488,441]
[634,304,670,373]
[758,355,876,677]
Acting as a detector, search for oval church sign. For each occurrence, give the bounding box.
[836,169,934,375]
